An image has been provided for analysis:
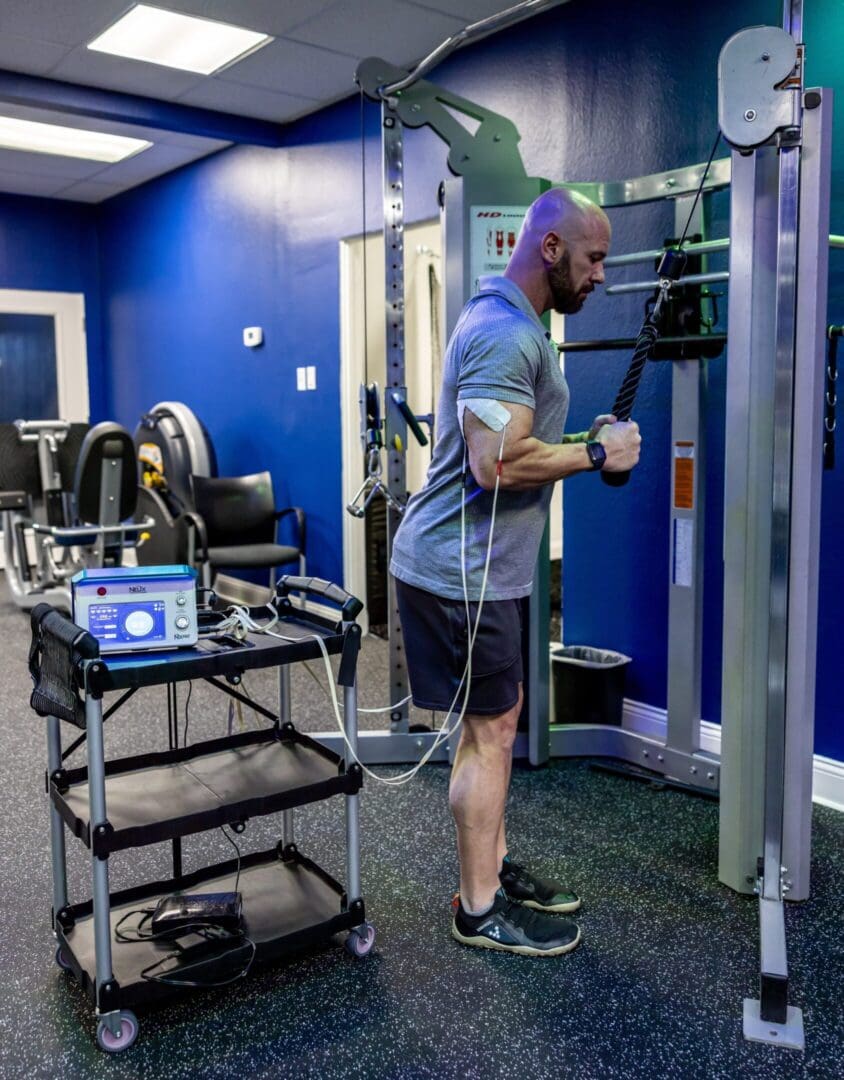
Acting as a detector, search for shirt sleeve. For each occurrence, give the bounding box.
[456,309,542,410]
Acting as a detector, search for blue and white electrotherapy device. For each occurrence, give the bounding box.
[72,565,199,654]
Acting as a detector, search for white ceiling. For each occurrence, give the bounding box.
[0,0,526,203]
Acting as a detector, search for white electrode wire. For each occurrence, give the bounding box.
[213,428,507,786]
[303,425,506,786]
[300,659,413,714]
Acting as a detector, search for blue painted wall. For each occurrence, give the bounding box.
[4,0,843,759]
[0,194,105,418]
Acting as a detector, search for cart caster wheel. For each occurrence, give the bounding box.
[96,1011,139,1053]
[345,922,375,957]
[55,946,73,971]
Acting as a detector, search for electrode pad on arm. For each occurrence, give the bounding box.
[458,398,512,435]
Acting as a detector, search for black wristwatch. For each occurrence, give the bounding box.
[585,440,607,471]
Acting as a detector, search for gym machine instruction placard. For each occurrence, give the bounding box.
[470,206,529,290]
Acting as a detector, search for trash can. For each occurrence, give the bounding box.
[550,645,631,726]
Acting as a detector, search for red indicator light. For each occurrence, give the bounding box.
[97,586,107,596]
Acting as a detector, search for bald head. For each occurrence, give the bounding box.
[504,188,611,316]
[520,188,608,248]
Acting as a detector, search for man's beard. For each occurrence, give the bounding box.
[548,250,586,314]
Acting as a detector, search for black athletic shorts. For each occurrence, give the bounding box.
[394,577,524,716]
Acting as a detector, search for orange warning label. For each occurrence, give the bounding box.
[674,442,695,510]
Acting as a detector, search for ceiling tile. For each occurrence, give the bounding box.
[284,0,466,62]
[177,81,318,124]
[150,131,231,153]
[216,37,359,100]
[159,1,337,37]
[87,141,221,183]
[0,165,71,197]
[0,1,131,48]
[52,177,129,202]
[0,33,70,76]
[0,147,103,182]
[49,45,205,100]
[408,0,552,22]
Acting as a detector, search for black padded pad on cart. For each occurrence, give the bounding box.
[28,604,99,728]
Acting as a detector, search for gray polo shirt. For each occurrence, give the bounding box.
[390,275,569,601]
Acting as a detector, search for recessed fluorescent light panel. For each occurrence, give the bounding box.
[88,4,273,75]
[0,117,150,162]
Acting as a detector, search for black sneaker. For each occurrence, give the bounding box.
[499,858,582,914]
[452,888,581,956]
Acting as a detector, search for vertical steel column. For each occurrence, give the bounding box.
[47,715,68,921]
[85,692,115,1008]
[761,141,800,908]
[719,145,780,895]
[666,194,707,757]
[527,526,551,766]
[783,88,832,900]
[382,100,410,732]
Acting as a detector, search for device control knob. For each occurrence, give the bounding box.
[176,594,187,606]
[175,616,190,630]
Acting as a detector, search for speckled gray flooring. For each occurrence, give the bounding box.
[0,576,842,1079]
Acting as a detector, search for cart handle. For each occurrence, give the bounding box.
[277,576,363,622]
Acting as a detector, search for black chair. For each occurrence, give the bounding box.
[185,471,306,595]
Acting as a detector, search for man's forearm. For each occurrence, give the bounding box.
[488,437,592,490]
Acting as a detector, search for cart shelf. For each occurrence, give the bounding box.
[57,845,362,1010]
[52,725,361,855]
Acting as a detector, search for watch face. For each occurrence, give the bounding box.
[587,441,606,470]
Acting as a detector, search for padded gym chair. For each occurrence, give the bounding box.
[183,471,306,599]
[1,420,149,611]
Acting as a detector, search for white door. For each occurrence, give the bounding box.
[0,289,89,423]
[0,289,88,570]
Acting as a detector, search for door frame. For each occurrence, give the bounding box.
[340,233,565,633]
[0,289,89,421]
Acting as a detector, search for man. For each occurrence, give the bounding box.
[390,188,641,956]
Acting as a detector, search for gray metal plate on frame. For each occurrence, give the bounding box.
[562,158,731,208]
[382,100,410,730]
[548,724,719,792]
[312,729,531,766]
[743,1000,805,1052]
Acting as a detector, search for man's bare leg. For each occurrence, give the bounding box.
[496,729,517,867]
[449,687,522,912]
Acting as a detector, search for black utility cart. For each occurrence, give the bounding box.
[28,577,371,1053]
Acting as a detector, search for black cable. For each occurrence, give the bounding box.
[115,909,255,988]
[360,86,370,389]
[220,825,242,896]
[609,321,661,422]
[140,936,255,989]
[825,327,840,470]
[678,130,722,249]
[601,128,722,494]
[182,680,193,746]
